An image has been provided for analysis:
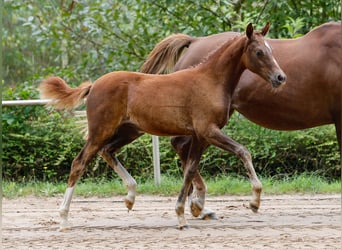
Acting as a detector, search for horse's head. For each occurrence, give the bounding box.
[242,22,286,88]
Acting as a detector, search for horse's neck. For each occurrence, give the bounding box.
[199,36,246,91]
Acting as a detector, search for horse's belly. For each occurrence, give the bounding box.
[234,102,333,130]
[232,73,337,130]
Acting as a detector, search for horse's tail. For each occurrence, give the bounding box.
[140,33,192,74]
[39,76,92,110]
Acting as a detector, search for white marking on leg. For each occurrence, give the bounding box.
[175,201,188,229]
[246,160,262,211]
[189,185,205,217]
[59,186,75,231]
[114,159,137,210]
[237,146,262,211]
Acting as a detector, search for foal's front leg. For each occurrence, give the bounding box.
[205,126,262,212]
[171,136,216,219]
[175,137,206,229]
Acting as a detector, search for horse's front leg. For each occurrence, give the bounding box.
[171,136,216,219]
[175,137,206,229]
[205,126,262,212]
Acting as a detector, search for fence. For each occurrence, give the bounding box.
[2,99,161,185]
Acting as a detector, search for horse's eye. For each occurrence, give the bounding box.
[256,50,264,57]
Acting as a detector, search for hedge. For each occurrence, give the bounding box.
[2,95,340,182]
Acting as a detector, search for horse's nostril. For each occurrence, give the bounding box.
[271,73,286,88]
[278,74,286,82]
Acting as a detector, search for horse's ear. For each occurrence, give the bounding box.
[261,22,270,36]
[246,23,253,39]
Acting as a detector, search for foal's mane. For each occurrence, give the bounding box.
[193,34,244,68]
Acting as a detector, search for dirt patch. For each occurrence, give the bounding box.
[2,194,341,249]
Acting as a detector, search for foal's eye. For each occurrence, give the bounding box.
[256,50,264,57]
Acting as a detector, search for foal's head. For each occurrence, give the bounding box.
[242,23,286,88]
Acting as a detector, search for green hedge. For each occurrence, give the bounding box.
[2,84,340,182]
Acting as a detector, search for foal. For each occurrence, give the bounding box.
[40,23,286,229]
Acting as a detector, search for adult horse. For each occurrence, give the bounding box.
[140,21,341,219]
[39,23,286,229]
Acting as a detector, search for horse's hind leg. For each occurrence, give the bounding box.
[59,141,101,230]
[171,136,216,219]
[99,124,143,210]
[204,125,262,212]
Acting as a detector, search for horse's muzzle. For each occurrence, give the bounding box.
[271,73,286,88]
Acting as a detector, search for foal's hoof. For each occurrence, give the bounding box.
[125,199,134,210]
[248,202,259,213]
[200,208,218,220]
[59,221,72,232]
[179,224,190,230]
[190,200,203,218]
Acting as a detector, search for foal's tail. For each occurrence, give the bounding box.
[39,76,92,110]
[140,33,192,74]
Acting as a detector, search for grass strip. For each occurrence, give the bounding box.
[2,174,340,198]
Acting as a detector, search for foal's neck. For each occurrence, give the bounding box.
[199,35,247,90]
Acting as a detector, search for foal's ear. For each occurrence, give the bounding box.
[246,23,254,39]
[261,22,270,36]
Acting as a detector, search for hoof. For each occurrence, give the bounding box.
[125,198,134,210]
[59,221,72,232]
[200,210,218,220]
[179,224,190,230]
[190,200,203,218]
[249,202,259,213]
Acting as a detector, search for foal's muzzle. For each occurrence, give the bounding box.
[271,72,286,88]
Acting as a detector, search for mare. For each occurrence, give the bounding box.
[140,21,341,219]
[39,23,285,229]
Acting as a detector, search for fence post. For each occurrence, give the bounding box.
[152,135,161,185]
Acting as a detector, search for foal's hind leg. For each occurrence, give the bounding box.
[100,151,137,210]
[59,141,101,230]
[204,125,262,212]
[99,124,143,210]
[171,136,216,219]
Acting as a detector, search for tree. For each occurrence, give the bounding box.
[3,0,340,86]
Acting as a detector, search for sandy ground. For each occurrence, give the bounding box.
[2,194,341,249]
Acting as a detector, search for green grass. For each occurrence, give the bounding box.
[2,174,340,199]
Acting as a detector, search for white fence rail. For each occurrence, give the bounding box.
[2,99,51,106]
[2,99,161,185]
